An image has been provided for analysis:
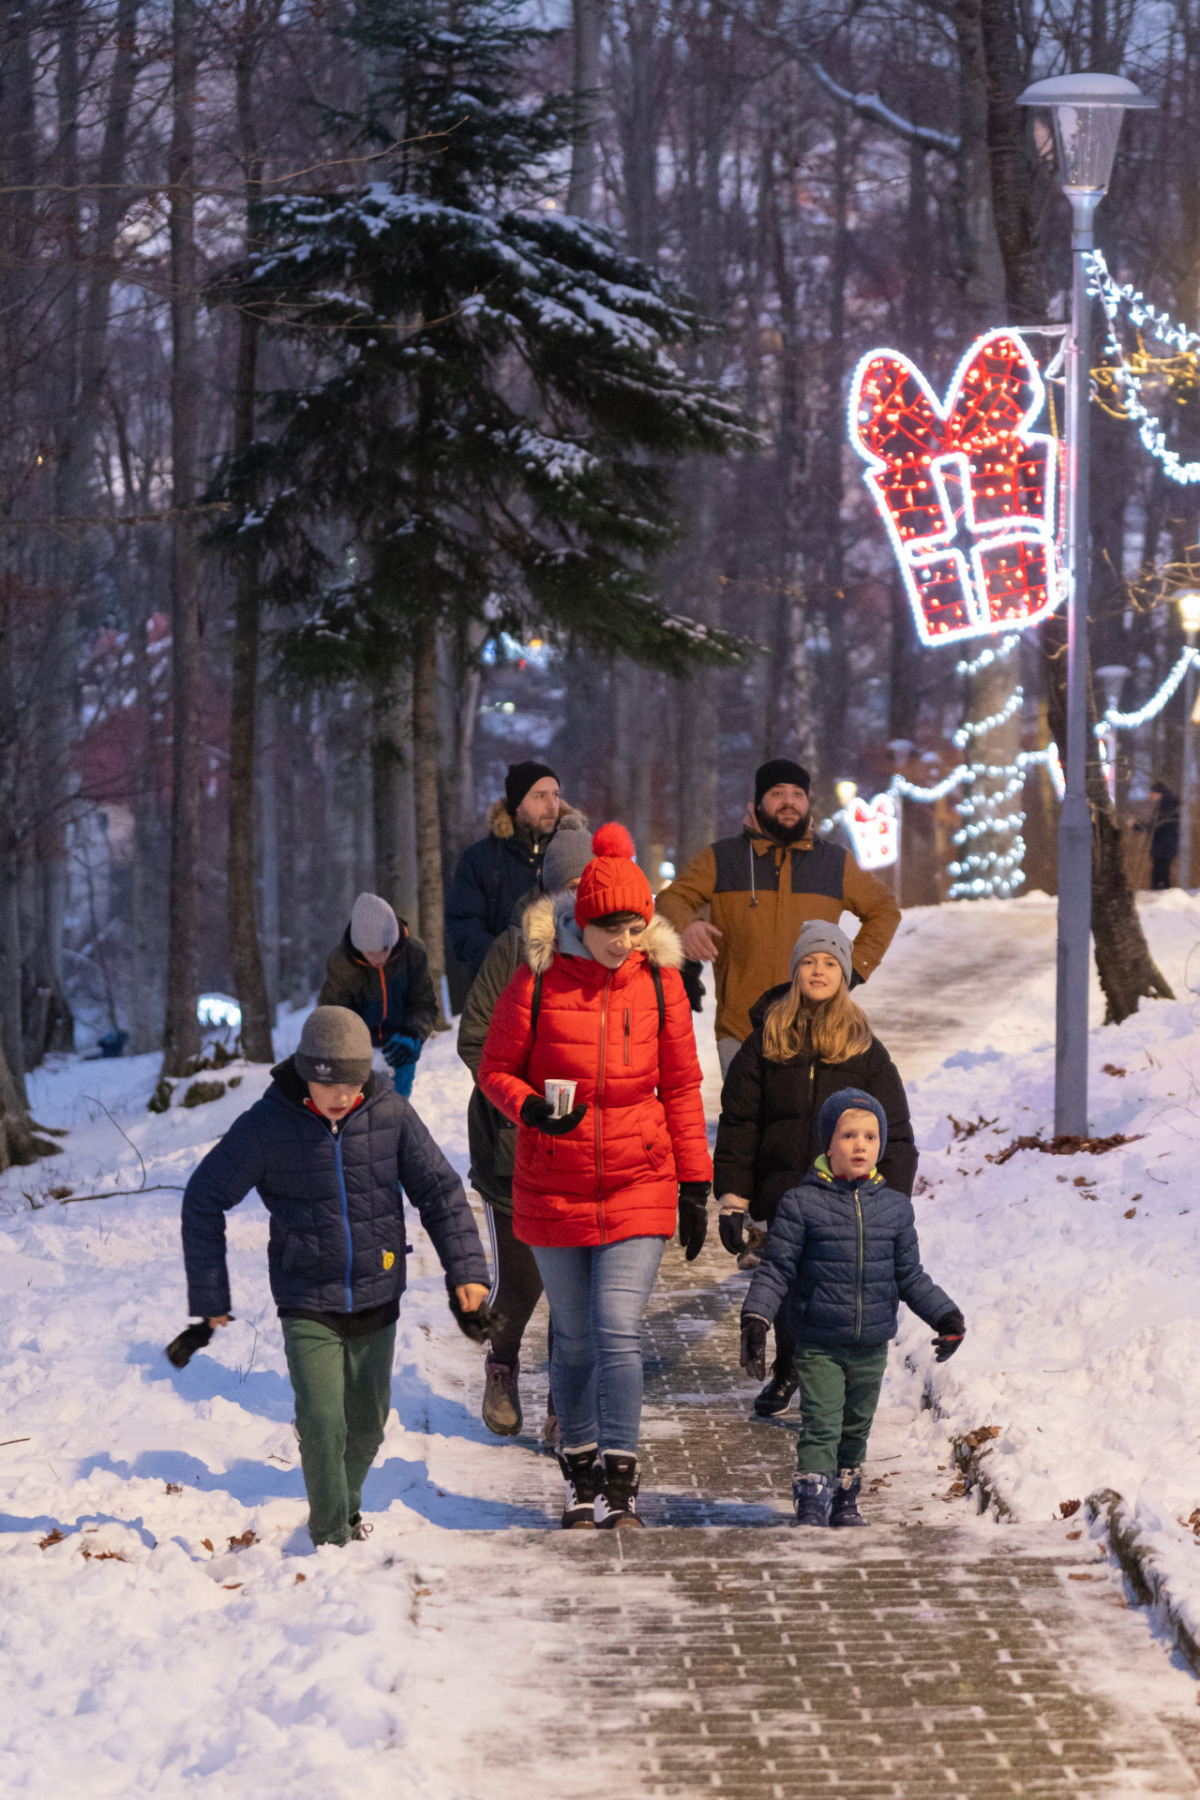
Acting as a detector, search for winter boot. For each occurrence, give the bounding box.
[737,1224,769,1272]
[482,1353,522,1437]
[348,1513,373,1542]
[542,1406,560,1451]
[829,1467,867,1528]
[792,1472,833,1527]
[753,1367,799,1418]
[557,1448,600,1529]
[595,1452,644,1529]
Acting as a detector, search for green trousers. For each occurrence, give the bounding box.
[281,1318,396,1546]
[793,1342,888,1476]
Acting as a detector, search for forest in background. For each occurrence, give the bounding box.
[0,0,1198,1158]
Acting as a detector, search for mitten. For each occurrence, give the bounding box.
[383,1032,421,1071]
[166,1321,215,1369]
[717,1198,749,1257]
[932,1309,966,1362]
[680,959,706,1013]
[740,1315,768,1381]
[447,1283,498,1343]
[520,1095,588,1136]
[677,1183,709,1261]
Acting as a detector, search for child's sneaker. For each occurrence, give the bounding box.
[829,1466,867,1527]
[348,1514,373,1541]
[482,1353,522,1436]
[557,1448,599,1529]
[792,1472,832,1527]
[595,1452,644,1529]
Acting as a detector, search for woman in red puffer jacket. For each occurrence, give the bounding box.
[480,824,711,1530]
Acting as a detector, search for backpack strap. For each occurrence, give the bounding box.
[531,971,543,1040]
[650,962,665,1033]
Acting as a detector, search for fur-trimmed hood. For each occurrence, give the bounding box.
[488,797,587,841]
[522,890,684,977]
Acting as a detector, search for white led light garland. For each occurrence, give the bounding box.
[1088,251,1200,485]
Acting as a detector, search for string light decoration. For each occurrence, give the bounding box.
[841,793,900,870]
[848,330,1062,646]
[1088,251,1200,485]
[1099,644,1199,728]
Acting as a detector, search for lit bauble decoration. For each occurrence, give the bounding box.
[847,330,1061,646]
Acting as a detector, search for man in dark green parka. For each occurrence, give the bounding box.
[456,815,591,1439]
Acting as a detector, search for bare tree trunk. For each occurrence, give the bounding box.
[256,685,280,1015]
[948,0,1007,324]
[371,681,418,924]
[979,0,1047,324]
[162,0,202,1075]
[567,0,604,218]
[411,621,448,1024]
[225,4,273,1062]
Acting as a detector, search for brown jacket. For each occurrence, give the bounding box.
[656,814,900,1042]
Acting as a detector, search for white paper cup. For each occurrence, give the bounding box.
[544,1079,578,1119]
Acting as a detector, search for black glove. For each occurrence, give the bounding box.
[166,1321,215,1369]
[677,1182,709,1261]
[447,1284,499,1343]
[718,1204,747,1257]
[849,968,864,990]
[740,1315,768,1381]
[520,1094,588,1136]
[933,1309,966,1362]
[680,959,706,1012]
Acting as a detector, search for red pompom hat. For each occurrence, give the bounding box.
[574,823,654,928]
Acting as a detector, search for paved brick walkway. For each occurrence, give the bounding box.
[435,1216,1200,1797]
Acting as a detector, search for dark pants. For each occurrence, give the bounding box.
[281,1318,395,1546]
[793,1342,888,1476]
[483,1200,545,1365]
[1151,850,1175,890]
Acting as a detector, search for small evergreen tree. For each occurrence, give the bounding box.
[210,0,758,987]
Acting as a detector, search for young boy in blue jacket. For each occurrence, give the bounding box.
[181,1006,490,1547]
[740,1088,965,1527]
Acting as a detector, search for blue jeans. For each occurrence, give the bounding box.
[532,1237,665,1455]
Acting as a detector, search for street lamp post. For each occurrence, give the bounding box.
[1018,73,1154,1139]
[1177,589,1200,889]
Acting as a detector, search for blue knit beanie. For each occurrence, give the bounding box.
[817,1087,887,1156]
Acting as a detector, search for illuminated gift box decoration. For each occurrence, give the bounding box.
[848,330,1061,647]
[842,793,899,870]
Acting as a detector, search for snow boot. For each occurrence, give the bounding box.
[753,1368,799,1417]
[737,1224,769,1272]
[792,1473,833,1527]
[482,1353,522,1437]
[829,1467,867,1528]
[348,1513,373,1542]
[557,1448,600,1529]
[595,1452,644,1529]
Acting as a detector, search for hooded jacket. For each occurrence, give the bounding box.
[445,799,587,984]
[181,1059,488,1320]
[478,893,711,1248]
[743,1159,955,1348]
[318,925,438,1047]
[655,805,900,1043]
[714,983,916,1221]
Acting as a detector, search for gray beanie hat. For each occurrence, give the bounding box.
[349,891,400,957]
[540,815,592,893]
[295,1006,373,1086]
[790,920,854,987]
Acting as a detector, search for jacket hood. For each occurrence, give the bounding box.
[488,797,587,841]
[269,1055,379,1111]
[748,981,791,1030]
[805,1155,886,1195]
[522,890,684,978]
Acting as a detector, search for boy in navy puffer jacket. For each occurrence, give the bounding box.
[740,1088,965,1528]
[181,1007,490,1547]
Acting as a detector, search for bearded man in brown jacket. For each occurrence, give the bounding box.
[655,758,901,1074]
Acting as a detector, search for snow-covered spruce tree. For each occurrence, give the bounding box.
[208,0,757,992]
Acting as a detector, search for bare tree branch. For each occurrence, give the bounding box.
[808,61,961,155]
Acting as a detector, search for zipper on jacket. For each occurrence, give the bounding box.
[623,1008,631,1066]
[596,972,612,1242]
[853,1185,864,1342]
[334,1132,354,1312]
[379,966,387,1029]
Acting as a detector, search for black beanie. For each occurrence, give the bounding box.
[755,758,811,806]
[505,760,558,815]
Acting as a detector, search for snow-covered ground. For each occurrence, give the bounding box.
[2,887,1200,1791]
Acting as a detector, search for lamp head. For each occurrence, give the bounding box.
[1018,73,1154,196]
[1178,589,1200,637]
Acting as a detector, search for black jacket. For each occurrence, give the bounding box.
[743,1159,955,1348]
[714,984,916,1221]
[456,908,526,1211]
[181,1060,488,1319]
[318,926,438,1047]
[445,799,584,984]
